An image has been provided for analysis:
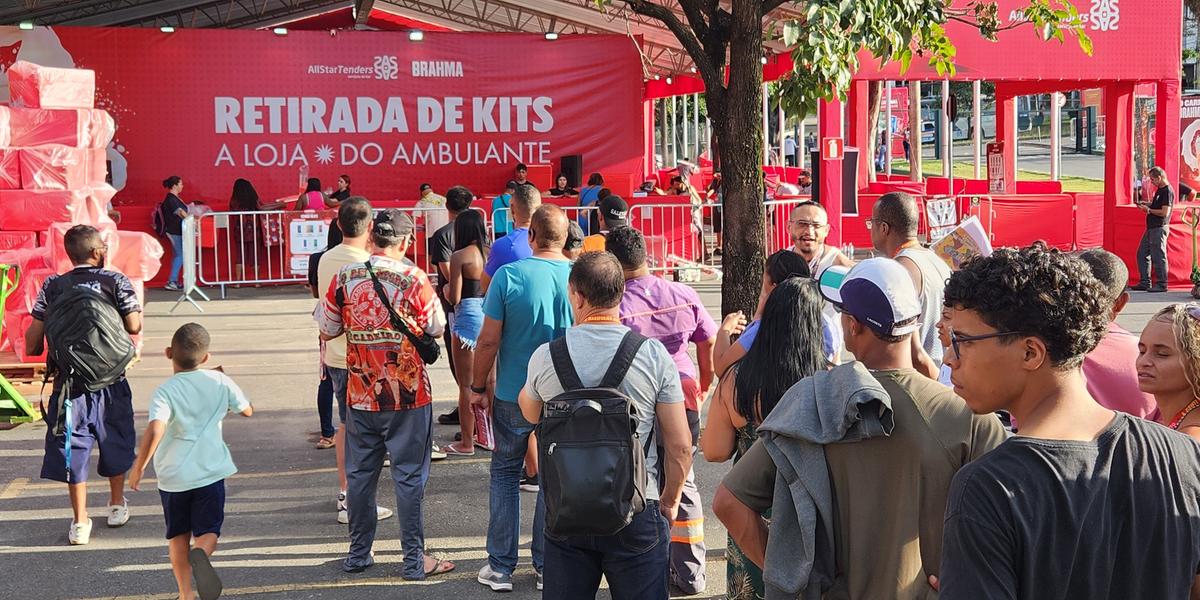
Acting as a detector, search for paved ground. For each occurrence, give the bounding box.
[0,282,1185,600]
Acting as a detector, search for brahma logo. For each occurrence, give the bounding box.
[373,56,399,80]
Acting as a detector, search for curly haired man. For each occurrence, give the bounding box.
[936,243,1200,599]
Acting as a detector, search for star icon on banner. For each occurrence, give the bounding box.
[314,144,335,164]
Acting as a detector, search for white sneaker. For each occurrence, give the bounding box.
[431,445,448,461]
[337,505,394,525]
[68,519,92,545]
[337,491,348,512]
[477,564,514,592]
[107,498,130,527]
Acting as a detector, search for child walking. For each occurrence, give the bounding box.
[129,323,253,600]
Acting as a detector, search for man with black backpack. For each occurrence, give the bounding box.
[518,252,694,600]
[25,225,143,545]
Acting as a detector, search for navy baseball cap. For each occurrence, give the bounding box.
[599,195,629,228]
[819,259,921,337]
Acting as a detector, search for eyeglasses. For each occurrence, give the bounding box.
[948,328,1021,361]
[789,220,828,231]
[864,218,886,231]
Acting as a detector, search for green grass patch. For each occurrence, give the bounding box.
[885,160,1104,193]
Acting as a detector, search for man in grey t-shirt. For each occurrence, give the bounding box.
[518,252,694,600]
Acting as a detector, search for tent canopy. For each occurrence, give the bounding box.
[0,0,802,80]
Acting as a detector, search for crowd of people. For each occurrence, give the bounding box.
[31,176,1200,600]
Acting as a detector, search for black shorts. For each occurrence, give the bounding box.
[160,480,226,539]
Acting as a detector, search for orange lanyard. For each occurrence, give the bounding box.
[580,315,622,325]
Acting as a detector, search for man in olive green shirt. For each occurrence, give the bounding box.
[713,259,1007,599]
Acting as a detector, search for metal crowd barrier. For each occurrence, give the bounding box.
[491,206,598,241]
[193,206,485,297]
[627,201,720,280]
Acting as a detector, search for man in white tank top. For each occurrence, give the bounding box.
[787,202,855,278]
[868,193,952,367]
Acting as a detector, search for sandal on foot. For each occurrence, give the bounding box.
[315,437,335,450]
[188,548,223,600]
[425,557,456,577]
[442,444,475,457]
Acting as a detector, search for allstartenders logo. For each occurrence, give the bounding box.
[308,56,399,80]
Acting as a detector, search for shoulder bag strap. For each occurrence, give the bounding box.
[549,336,584,391]
[363,261,415,336]
[599,331,648,389]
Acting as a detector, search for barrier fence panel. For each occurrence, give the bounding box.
[628,202,719,280]
[195,206,486,297]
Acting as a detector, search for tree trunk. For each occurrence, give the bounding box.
[714,0,767,318]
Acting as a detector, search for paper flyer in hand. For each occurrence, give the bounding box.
[932,216,993,270]
[473,404,495,451]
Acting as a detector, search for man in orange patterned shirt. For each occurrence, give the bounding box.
[319,208,453,580]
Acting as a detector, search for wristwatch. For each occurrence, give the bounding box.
[470,384,488,394]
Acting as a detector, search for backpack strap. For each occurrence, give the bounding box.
[549,337,584,391]
[599,331,648,389]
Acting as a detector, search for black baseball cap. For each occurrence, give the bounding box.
[599,195,629,228]
[373,208,415,240]
[419,183,432,192]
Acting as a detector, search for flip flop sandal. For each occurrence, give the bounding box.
[442,445,475,457]
[188,548,223,600]
[315,437,335,449]
[424,557,456,577]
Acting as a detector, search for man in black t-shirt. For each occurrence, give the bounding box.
[26,225,144,546]
[429,186,474,426]
[1133,166,1175,292]
[936,243,1200,599]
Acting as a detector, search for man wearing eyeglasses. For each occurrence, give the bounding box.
[935,243,1200,599]
[712,258,1005,598]
[787,202,854,278]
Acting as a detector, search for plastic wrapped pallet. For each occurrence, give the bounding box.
[18,145,107,190]
[4,308,45,362]
[0,150,20,190]
[0,231,37,251]
[0,246,51,315]
[112,230,164,280]
[0,185,116,231]
[0,107,115,148]
[46,222,120,274]
[7,61,95,110]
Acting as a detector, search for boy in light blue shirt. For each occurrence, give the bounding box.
[129,323,252,600]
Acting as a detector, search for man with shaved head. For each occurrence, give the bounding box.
[470,204,574,593]
[787,201,854,278]
[869,192,952,367]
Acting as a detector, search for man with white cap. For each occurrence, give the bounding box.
[712,258,1006,599]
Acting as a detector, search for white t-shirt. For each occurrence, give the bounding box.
[148,370,250,493]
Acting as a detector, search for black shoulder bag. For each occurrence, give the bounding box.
[363,261,440,365]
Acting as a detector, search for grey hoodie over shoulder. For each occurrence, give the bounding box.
[758,362,894,600]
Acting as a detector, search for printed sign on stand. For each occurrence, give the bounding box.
[287,210,334,276]
[925,197,959,242]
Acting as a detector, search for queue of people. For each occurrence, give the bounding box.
[47,168,1200,600]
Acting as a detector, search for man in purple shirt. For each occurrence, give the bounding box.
[608,226,716,595]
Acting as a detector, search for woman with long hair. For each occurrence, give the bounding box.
[1138,303,1200,442]
[295,177,325,211]
[229,178,262,283]
[702,277,828,599]
[443,210,491,455]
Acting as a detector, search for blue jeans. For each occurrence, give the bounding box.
[167,233,183,285]
[542,501,670,600]
[486,399,545,575]
[316,367,335,438]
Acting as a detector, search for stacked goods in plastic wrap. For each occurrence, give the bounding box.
[0,61,162,361]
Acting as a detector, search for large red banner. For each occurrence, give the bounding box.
[1182,96,1200,192]
[0,26,645,216]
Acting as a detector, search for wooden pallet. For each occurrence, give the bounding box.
[0,351,47,382]
[0,351,48,425]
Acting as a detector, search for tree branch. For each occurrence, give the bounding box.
[621,0,722,88]
[678,0,710,41]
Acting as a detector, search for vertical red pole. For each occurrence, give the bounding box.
[846,80,871,187]
[1103,82,1136,249]
[994,87,1017,194]
[818,97,844,247]
[1157,78,1182,185]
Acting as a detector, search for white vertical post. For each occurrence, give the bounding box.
[778,101,786,167]
[941,79,952,177]
[885,80,893,176]
[909,81,922,181]
[693,93,700,159]
[799,120,807,169]
[972,80,982,179]
[659,99,666,167]
[681,94,689,161]
[762,83,771,165]
[669,95,677,165]
[1050,91,1062,180]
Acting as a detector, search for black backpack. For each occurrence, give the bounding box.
[151,201,167,237]
[44,284,136,394]
[538,331,650,537]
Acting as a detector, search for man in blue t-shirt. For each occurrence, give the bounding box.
[469,205,573,593]
[483,184,541,292]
